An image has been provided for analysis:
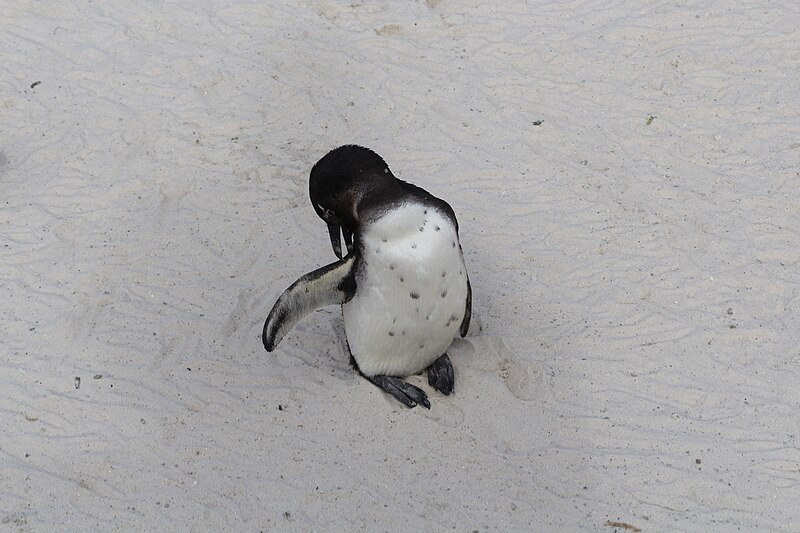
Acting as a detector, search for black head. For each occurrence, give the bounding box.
[309,145,395,258]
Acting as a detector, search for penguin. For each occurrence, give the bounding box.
[263,145,471,408]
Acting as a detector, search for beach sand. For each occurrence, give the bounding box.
[2,1,799,530]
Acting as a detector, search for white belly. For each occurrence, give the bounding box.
[343,204,468,377]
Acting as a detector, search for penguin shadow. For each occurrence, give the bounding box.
[270,308,351,376]
[261,308,352,380]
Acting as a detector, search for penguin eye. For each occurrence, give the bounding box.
[316,203,335,219]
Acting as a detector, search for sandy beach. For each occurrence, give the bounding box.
[2,1,799,531]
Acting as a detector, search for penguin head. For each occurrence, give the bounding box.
[309,145,395,259]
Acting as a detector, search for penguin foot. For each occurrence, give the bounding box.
[427,353,454,395]
[366,375,430,409]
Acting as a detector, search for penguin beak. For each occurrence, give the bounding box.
[327,222,344,259]
[342,227,353,255]
[328,222,342,259]
[327,222,354,260]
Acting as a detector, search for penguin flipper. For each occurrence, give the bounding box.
[262,256,356,351]
[459,276,472,338]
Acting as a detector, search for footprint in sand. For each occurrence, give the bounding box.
[495,339,543,401]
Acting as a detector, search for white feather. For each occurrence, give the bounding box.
[343,204,468,377]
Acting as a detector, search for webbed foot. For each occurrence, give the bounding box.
[366,375,430,409]
[427,353,454,395]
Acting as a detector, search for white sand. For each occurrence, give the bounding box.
[2,1,799,531]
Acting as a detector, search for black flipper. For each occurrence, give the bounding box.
[366,375,430,409]
[263,256,356,351]
[427,353,454,395]
[459,276,472,338]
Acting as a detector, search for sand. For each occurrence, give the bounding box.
[2,1,799,531]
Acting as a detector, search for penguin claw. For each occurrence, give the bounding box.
[367,375,430,409]
[427,353,454,395]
